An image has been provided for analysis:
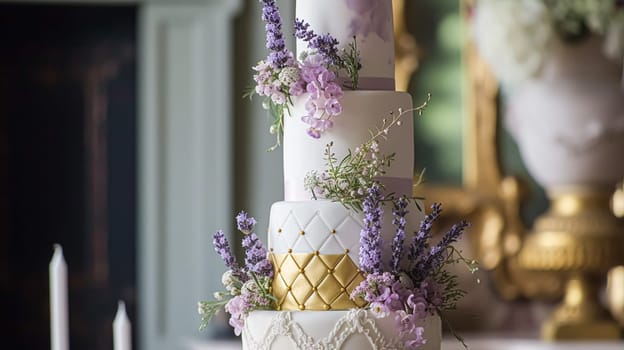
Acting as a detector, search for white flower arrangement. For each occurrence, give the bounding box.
[472,0,624,87]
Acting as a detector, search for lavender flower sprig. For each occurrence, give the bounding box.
[390,196,409,274]
[260,0,290,69]
[424,220,470,275]
[242,232,273,278]
[236,211,257,235]
[294,18,341,65]
[359,183,384,274]
[303,95,430,210]
[200,211,276,332]
[213,230,242,274]
[294,18,361,89]
[408,203,442,280]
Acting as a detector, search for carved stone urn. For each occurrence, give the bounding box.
[505,36,624,340]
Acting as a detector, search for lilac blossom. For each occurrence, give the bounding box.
[297,54,343,138]
[253,60,282,103]
[359,183,384,274]
[420,278,444,310]
[395,310,417,337]
[407,293,429,320]
[259,0,290,68]
[225,280,273,336]
[387,279,411,310]
[351,271,395,304]
[390,196,409,274]
[404,327,427,349]
[242,232,273,278]
[395,311,427,349]
[225,296,247,336]
[236,211,257,235]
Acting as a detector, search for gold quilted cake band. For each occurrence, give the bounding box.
[270,252,366,311]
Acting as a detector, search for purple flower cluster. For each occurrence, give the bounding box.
[294,18,341,65]
[350,182,471,348]
[408,203,442,281]
[419,219,470,280]
[259,0,290,69]
[236,211,258,235]
[252,3,347,140]
[396,310,427,349]
[296,54,344,138]
[242,232,273,278]
[212,211,273,279]
[213,230,240,273]
[253,59,299,106]
[225,282,272,336]
[359,183,384,273]
[209,211,275,335]
[390,197,409,274]
[351,271,433,350]
[351,272,408,311]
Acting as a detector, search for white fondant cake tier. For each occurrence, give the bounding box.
[268,200,422,270]
[242,310,441,350]
[296,0,395,89]
[283,91,414,202]
[269,200,362,263]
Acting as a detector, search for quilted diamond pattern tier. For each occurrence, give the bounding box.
[270,252,366,311]
[268,201,363,264]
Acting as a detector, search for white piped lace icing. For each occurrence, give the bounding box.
[242,309,405,350]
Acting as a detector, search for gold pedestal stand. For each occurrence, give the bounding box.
[518,190,624,340]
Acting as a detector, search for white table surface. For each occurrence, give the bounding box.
[189,336,624,350]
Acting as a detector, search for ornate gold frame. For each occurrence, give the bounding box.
[394,0,624,339]
[393,0,561,301]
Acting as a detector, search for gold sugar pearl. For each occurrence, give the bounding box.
[323,304,331,310]
[299,304,305,310]
[312,286,317,291]
[340,287,345,293]
[288,248,293,253]
[277,228,282,233]
[344,249,350,254]
[276,305,282,311]
[299,268,304,273]
[314,250,320,256]
[327,268,334,274]
[300,230,305,236]
[277,268,281,273]
[287,286,292,291]
[269,248,274,252]
[331,229,336,234]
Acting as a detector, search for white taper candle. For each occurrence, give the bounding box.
[50,244,69,350]
[113,301,132,350]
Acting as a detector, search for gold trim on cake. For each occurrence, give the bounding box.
[270,252,366,311]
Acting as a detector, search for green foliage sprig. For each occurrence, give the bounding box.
[304,95,431,211]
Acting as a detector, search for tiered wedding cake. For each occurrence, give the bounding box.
[243,1,439,349]
[199,1,472,349]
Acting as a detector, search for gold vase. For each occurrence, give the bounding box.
[518,189,624,340]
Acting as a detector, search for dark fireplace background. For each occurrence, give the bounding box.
[0,5,137,349]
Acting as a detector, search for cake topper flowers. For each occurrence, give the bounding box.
[247,0,362,149]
